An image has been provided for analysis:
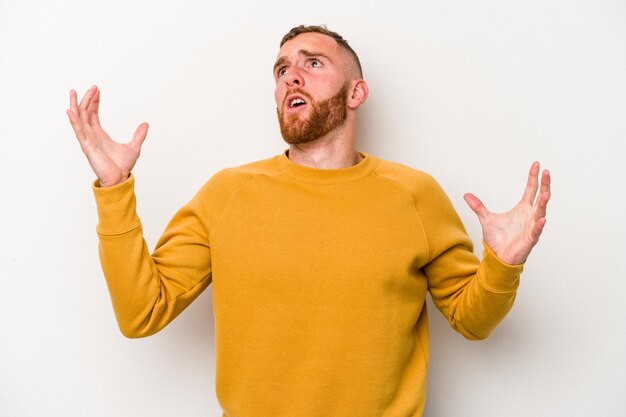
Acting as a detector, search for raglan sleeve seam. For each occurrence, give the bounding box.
[371,171,432,261]
[207,171,268,241]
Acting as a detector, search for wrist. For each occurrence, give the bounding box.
[98,173,130,188]
[484,241,527,266]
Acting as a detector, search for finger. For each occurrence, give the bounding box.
[69,90,79,125]
[78,85,97,125]
[69,89,78,113]
[129,122,149,152]
[521,161,540,204]
[530,217,547,244]
[88,87,102,128]
[539,169,551,199]
[68,89,85,141]
[533,170,551,217]
[66,108,86,143]
[534,190,550,219]
[463,193,490,221]
[77,85,96,109]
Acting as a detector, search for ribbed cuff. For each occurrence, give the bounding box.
[478,242,525,293]
[92,174,141,234]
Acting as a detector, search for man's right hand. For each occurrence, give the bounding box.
[67,85,149,187]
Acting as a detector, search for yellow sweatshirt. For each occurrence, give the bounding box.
[93,151,523,417]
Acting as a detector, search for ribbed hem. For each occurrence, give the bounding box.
[275,150,378,184]
[478,242,525,293]
[92,174,141,234]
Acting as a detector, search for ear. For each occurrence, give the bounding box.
[347,79,369,110]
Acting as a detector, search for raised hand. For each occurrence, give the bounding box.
[463,162,551,265]
[66,85,149,187]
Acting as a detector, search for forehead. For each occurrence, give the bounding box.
[276,32,342,60]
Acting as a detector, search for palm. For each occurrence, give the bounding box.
[464,162,551,265]
[81,125,142,186]
[67,86,148,187]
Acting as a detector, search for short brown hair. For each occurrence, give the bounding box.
[280,25,363,77]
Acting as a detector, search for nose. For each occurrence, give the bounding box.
[285,67,304,87]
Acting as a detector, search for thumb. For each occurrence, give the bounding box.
[463,193,489,220]
[129,122,149,151]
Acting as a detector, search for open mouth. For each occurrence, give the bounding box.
[285,94,308,111]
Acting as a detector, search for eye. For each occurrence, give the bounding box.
[277,67,288,77]
[310,58,322,68]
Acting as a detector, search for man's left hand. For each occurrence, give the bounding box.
[463,162,551,265]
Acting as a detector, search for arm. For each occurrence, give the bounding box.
[423,165,550,340]
[67,86,211,337]
[425,237,523,340]
[93,176,212,338]
[420,178,521,340]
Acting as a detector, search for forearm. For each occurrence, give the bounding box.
[93,175,211,338]
[432,244,523,340]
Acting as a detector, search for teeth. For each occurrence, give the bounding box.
[290,98,306,108]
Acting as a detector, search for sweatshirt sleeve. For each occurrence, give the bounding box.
[92,174,213,338]
[417,176,524,340]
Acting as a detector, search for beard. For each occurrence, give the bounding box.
[277,83,349,145]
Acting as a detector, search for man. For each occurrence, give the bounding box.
[67,25,550,417]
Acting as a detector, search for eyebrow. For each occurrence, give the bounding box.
[273,56,288,73]
[273,49,333,73]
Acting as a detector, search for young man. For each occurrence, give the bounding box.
[67,25,551,417]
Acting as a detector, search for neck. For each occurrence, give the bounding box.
[287,122,362,169]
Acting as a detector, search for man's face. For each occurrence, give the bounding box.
[274,33,350,144]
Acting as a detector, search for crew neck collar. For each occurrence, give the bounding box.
[276,150,377,184]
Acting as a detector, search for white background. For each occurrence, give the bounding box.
[1,0,625,416]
